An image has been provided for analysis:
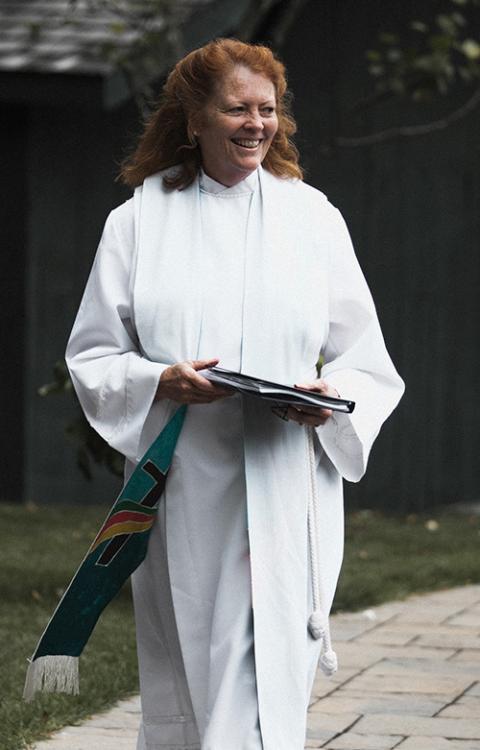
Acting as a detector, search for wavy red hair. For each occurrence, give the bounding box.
[119,38,302,190]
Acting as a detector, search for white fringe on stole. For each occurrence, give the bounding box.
[23,655,79,701]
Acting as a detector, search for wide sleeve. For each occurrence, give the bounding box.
[65,201,173,464]
[316,206,405,482]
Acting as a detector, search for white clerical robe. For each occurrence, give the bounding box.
[66,166,404,750]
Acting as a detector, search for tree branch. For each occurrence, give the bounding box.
[336,87,480,147]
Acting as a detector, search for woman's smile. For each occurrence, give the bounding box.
[231,138,262,149]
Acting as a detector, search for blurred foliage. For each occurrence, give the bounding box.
[366,0,480,101]
[39,362,124,480]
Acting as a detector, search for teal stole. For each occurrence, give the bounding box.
[23,406,186,701]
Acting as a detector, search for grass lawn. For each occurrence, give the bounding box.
[1,502,479,750]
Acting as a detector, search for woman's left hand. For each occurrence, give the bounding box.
[274,379,340,427]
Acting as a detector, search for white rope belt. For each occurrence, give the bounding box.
[306,426,338,676]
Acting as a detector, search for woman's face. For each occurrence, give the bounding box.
[195,65,278,187]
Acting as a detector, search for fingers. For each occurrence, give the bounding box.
[184,361,232,397]
[157,359,233,403]
[190,358,220,371]
[271,403,333,427]
[288,406,332,427]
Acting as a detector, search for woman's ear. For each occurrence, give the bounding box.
[186,122,199,146]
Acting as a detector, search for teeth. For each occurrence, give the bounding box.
[232,139,260,148]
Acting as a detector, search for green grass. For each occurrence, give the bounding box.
[335,508,480,612]
[1,503,479,749]
[0,503,138,750]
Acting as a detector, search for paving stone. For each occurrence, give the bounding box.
[309,676,342,700]
[398,738,480,750]
[464,681,480,696]
[354,713,480,739]
[323,733,404,749]
[465,604,480,619]
[340,670,472,697]
[306,712,361,741]
[86,708,141,729]
[444,612,480,627]
[335,642,456,668]
[309,692,445,717]
[116,695,141,713]
[53,725,138,737]
[309,668,363,703]
[359,601,407,620]
[438,695,480,719]
[330,619,380,642]
[450,648,480,662]
[354,627,419,647]
[391,605,464,625]
[414,630,480,650]
[418,586,480,607]
[368,656,480,678]
[334,607,402,625]
[33,735,138,749]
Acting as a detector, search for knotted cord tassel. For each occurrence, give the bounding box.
[308,609,326,641]
[306,426,338,676]
[319,647,338,676]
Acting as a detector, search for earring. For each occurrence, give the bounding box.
[188,129,198,147]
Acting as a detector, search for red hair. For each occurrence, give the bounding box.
[119,38,302,190]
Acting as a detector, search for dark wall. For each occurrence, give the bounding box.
[22,101,135,504]
[281,0,480,511]
[0,105,27,502]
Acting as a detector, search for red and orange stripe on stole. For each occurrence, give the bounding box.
[90,510,155,554]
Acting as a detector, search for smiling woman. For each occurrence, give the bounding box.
[65,37,404,750]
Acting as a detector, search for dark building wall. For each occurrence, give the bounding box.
[22,101,135,504]
[0,105,28,502]
[281,0,480,512]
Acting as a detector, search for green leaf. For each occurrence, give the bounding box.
[379,32,399,45]
[368,63,385,77]
[110,22,127,35]
[461,38,480,59]
[387,48,402,62]
[411,20,428,33]
[436,14,460,36]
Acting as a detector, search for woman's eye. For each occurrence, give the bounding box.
[229,107,245,113]
[262,107,275,115]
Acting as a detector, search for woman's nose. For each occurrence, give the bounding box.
[245,111,264,130]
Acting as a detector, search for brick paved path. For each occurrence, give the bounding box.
[31,585,480,750]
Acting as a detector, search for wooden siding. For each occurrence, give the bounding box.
[0,105,27,502]
[283,0,480,512]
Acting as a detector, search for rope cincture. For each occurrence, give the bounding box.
[306,426,338,677]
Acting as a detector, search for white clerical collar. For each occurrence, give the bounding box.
[199,168,258,196]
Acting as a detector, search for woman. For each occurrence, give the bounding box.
[66,38,404,750]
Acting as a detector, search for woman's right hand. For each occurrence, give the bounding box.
[155,358,233,404]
